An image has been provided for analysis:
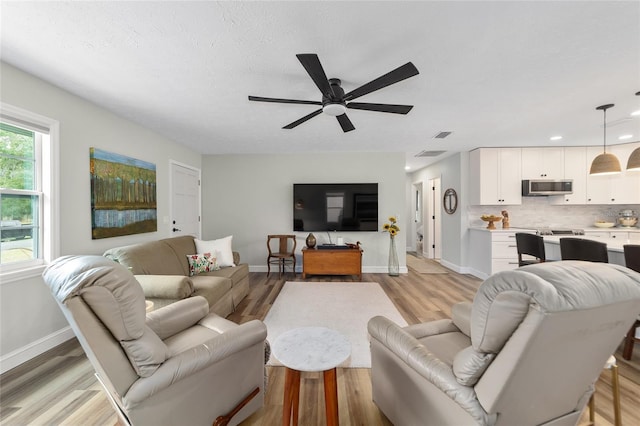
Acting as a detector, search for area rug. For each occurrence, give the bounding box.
[263,281,407,368]
[406,254,449,274]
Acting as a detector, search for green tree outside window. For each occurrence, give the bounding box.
[1,122,39,263]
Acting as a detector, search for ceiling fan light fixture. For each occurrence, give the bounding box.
[323,103,347,116]
[590,103,621,176]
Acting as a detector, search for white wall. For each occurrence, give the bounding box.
[406,152,470,271]
[200,153,407,273]
[0,62,202,372]
[0,63,410,371]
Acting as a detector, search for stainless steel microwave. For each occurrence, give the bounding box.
[522,179,573,196]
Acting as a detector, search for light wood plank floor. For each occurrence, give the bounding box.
[1,260,639,425]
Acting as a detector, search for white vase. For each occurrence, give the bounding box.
[388,237,399,276]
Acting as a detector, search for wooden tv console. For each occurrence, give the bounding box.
[302,247,363,281]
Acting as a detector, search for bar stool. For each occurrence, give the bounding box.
[587,355,621,426]
[622,244,640,361]
[515,232,546,266]
[559,237,608,262]
[558,238,619,425]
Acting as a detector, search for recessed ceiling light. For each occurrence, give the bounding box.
[404,166,411,170]
[619,134,633,140]
[550,136,563,141]
[631,110,640,117]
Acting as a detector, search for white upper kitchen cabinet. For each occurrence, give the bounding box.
[609,143,640,204]
[521,147,565,179]
[550,147,587,205]
[586,144,640,204]
[585,146,611,204]
[469,148,522,205]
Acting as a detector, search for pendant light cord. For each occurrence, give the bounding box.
[603,107,607,154]
[596,103,614,154]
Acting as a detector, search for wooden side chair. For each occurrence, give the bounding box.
[267,235,297,278]
[623,244,640,361]
[515,232,546,267]
[559,237,608,263]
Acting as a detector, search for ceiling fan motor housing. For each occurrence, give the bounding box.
[323,79,347,116]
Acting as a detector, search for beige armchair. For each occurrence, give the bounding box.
[43,255,268,426]
[368,261,640,426]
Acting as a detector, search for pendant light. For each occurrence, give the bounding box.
[589,103,621,176]
[626,91,640,171]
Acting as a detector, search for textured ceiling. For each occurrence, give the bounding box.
[1,1,639,171]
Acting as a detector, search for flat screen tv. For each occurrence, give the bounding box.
[293,183,378,232]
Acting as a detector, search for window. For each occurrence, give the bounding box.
[0,123,41,266]
[0,103,58,275]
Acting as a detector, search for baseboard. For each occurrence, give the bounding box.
[439,260,487,280]
[467,269,489,280]
[0,326,74,374]
[249,265,408,274]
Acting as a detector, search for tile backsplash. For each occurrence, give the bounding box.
[468,198,639,229]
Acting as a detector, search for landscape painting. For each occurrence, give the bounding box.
[90,148,157,239]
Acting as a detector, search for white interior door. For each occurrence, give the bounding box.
[434,178,442,259]
[413,182,423,255]
[170,162,201,238]
[427,177,442,259]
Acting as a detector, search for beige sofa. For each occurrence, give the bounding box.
[103,235,249,317]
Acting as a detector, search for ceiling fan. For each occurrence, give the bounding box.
[248,54,419,132]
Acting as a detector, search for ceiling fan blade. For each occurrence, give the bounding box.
[343,62,419,101]
[336,114,355,132]
[296,54,335,99]
[346,102,414,114]
[283,108,323,129]
[248,96,322,105]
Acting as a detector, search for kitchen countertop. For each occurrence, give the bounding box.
[542,235,632,267]
[469,227,536,233]
[470,226,640,234]
[583,226,640,233]
[542,235,626,253]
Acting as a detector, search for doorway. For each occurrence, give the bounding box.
[170,161,201,238]
[427,177,442,259]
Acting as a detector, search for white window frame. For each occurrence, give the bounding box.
[0,103,59,281]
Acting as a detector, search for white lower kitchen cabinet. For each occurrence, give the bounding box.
[610,231,631,240]
[469,228,534,279]
[584,229,640,242]
[629,232,640,242]
[583,231,609,239]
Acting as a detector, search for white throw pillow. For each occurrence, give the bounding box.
[195,236,235,267]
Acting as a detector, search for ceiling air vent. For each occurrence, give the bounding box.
[433,131,453,139]
[415,150,446,157]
